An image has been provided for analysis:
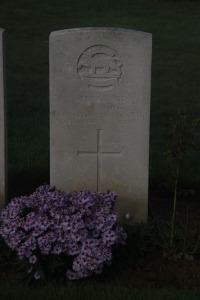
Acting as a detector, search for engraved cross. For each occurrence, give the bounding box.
[77,129,121,191]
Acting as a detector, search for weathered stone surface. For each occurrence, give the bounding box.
[50,28,152,223]
[0,29,6,208]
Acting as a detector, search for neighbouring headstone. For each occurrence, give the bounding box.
[50,28,152,223]
[0,28,6,209]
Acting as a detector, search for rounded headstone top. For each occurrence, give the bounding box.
[50,27,152,38]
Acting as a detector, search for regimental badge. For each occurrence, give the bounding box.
[77,45,123,91]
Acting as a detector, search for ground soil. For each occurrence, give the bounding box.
[101,191,200,288]
[94,188,200,288]
[1,184,200,288]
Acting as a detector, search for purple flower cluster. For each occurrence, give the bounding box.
[0,185,127,280]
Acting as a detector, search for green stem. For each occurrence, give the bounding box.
[171,164,179,245]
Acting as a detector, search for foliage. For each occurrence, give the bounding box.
[165,110,200,244]
[110,223,153,271]
[0,185,127,282]
[148,214,200,261]
[1,283,200,300]
[152,110,200,260]
[165,110,200,165]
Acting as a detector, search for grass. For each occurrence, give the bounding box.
[0,0,199,195]
[0,283,200,300]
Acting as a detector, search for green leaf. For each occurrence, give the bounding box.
[184,253,194,262]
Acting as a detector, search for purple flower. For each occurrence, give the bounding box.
[29,255,37,264]
[34,271,40,280]
[0,185,127,281]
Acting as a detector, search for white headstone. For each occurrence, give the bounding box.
[50,28,152,223]
[0,28,6,209]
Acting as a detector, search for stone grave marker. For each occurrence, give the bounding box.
[50,28,152,223]
[0,28,6,209]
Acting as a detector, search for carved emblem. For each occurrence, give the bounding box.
[77,45,122,91]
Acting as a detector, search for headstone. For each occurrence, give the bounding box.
[0,28,6,209]
[50,28,152,223]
